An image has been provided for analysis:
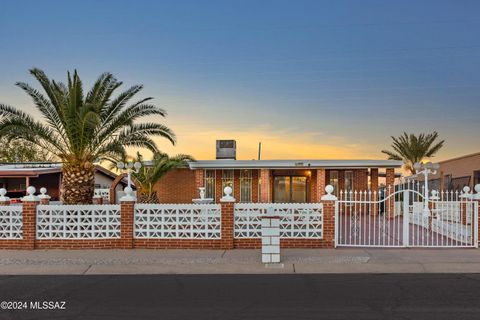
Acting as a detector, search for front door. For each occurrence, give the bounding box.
[273,176,307,203]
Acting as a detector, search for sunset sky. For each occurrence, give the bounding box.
[0,0,479,161]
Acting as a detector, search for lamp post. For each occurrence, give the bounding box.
[413,161,440,217]
[116,161,142,188]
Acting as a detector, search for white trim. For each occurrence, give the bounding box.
[189,160,402,169]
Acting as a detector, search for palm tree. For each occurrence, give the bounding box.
[0,68,175,204]
[133,151,194,203]
[381,132,444,174]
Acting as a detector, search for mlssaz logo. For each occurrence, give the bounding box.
[30,301,66,310]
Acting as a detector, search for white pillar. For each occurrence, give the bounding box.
[261,207,280,264]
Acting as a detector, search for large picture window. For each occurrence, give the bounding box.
[239,170,252,202]
[222,170,234,196]
[204,170,216,199]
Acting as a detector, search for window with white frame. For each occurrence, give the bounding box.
[222,170,234,196]
[239,170,252,202]
[204,170,216,199]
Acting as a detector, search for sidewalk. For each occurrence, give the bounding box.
[1,248,480,274]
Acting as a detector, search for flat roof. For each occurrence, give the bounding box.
[438,151,480,164]
[188,159,402,169]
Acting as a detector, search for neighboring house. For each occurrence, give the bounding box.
[427,152,480,191]
[151,140,402,204]
[0,163,127,201]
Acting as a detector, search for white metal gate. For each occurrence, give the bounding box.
[335,181,478,248]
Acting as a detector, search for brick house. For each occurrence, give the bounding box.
[152,140,402,203]
[426,152,480,191]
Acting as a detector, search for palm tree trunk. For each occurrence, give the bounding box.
[61,164,95,204]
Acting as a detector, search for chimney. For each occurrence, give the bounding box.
[216,140,236,160]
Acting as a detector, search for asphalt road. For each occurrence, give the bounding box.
[1,274,480,319]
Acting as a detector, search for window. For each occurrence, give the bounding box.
[204,170,216,199]
[474,170,480,186]
[273,176,307,203]
[444,174,452,190]
[329,171,339,196]
[344,171,354,201]
[239,170,252,202]
[345,171,353,191]
[221,170,234,196]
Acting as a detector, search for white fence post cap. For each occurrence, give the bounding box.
[120,186,136,202]
[220,186,235,202]
[22,186,39,202]
[321,185,337,200]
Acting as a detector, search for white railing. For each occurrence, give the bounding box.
[134,204,221,239]
[36,205,121,239]
[234,203,323,238]
[94,188,110,201]
[0,206,22,239]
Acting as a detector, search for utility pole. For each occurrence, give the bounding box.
[258,142,262,160]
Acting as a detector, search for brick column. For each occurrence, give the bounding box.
[370,168,379,192]
[314,169,326,202]
[119,188,136,249]
[260,169,270,203]
[194,169,204,189]
[353,169,368,191]
[385,168,395,217]
[320,185,337,248]
[22,188,40,250]
[220,186,235,250]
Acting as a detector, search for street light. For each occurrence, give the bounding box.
[117,161,142,188]
[413,162,440,217]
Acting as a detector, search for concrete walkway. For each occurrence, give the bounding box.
[1,248,480,274]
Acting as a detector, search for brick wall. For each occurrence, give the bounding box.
[153,168,197,203]
[194,169,204,189]
[260,169,270,202]
[353,169,369,191]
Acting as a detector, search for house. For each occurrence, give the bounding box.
[0,162,127,201]
[151,140,402,203]
[427,152,480,191]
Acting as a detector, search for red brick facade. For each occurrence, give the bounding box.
[153,168,197,203]
[260,169,270,202]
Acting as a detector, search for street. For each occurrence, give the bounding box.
[1,274,480,319]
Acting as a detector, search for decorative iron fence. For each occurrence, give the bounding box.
[0,205,22,239]
[336,182,478,248]
[234,203,323,238]
[36,205,121,239]
[134,204,221,239]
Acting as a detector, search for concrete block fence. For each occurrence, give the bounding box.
[0,185,338,250]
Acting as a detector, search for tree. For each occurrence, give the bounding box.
[0,68,175,204]
[132,151,194,203]
[381,132,444,174]
[0,137,54,162]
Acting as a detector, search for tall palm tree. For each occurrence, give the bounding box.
[381,132,444,174]
[133,151,194,203]
[0,68,175,204]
